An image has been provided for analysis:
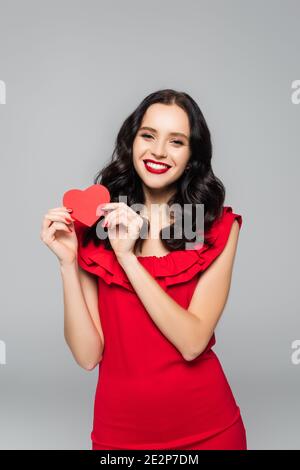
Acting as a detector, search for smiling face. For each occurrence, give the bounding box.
[132,103,191,191]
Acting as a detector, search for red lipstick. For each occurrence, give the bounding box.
[143,159,171,174]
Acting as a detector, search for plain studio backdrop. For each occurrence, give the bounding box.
[0,0,299,450]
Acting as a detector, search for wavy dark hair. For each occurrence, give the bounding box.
[81,88,226,253]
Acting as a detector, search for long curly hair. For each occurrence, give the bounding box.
[81,88,226,253]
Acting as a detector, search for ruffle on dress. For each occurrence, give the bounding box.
[74,206,243,292]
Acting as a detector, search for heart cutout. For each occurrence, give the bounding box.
[63,184,110,227]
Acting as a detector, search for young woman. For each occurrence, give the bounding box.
[41,89,247,450]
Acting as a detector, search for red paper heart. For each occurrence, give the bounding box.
[63,184,110,227]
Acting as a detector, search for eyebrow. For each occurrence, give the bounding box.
[139,126,189,140]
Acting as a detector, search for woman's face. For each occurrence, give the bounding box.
[132,103,191,191]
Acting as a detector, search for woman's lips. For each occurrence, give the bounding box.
[143,160,171,174]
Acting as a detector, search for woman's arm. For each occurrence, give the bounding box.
[117,220,241,361]
[40,205,104,371]
[60,261,104,370]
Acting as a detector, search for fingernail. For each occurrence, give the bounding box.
[67,208,73,212]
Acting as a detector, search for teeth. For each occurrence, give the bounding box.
[145,161,169,170]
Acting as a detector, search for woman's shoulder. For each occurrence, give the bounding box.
[201,205,243,247]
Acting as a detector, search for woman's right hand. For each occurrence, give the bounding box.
[40,206,78,266]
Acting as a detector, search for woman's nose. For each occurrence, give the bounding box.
[152,142,167,158]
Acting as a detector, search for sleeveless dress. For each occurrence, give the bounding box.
[74,205,247,450]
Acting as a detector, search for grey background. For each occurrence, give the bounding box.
[0,0,299,450]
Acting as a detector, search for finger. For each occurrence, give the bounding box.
[104,210,122,228]
[101,207,117,214]
[107,213,142,241]
[41,212,72,231]
[41,216,71,236]
[45,213,75,224]
[106,211,131,229]
[48,209,75,219]
[50,206,73,212]
[42,216,53,231]
[109,214,140,238]
[43,221,72,243]
[101,202,125,212]
[44,216,76,233]
[105,206,133,226]
[48,221,72,232]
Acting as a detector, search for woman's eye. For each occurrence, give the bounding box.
[141,133,183,146]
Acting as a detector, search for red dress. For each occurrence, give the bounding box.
[74,205,247,450]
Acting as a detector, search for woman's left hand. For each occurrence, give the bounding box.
[100,202,147,259]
